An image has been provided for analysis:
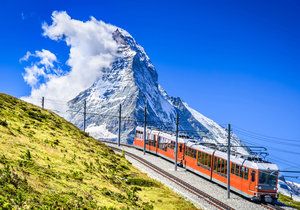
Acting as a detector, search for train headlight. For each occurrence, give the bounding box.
[258,186,262,190]
[273,187,277,190]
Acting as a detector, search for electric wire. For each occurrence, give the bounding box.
[233,125,300,142]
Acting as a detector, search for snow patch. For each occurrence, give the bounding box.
[86,124,117,139]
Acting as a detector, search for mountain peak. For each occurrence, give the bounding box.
[67,25,249,155]
[112,28,127,45]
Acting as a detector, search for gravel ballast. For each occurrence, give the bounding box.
[106,143,272,210]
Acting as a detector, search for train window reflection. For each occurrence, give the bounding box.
[259,171,277,186]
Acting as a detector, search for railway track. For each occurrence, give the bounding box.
[260,203,286,210]
[107,143,235,210]
[104,141,287,210]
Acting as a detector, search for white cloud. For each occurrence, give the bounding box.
[21,11,119,112]
[21,49,58,87]
[35,49,57,69]
[23,65,45,87]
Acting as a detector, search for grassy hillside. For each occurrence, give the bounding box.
[0,93,197,210]
[278,193,300,210]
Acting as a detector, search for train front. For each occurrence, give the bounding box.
[255,163,279,203]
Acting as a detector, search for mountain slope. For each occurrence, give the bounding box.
[278,176,300,202]
[67,28,249,155]
[0,93,196,209]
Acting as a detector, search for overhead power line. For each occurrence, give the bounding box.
[235,131,300,148]
[233,125,300,142]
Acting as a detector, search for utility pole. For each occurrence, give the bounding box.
[175,113,179,171]
[42,97,45,109]
[227,123,231,199]
[143,105,147,155]
[83,100,87,132]
[118,104,122,147]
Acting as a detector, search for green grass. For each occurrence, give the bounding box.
[0,93,197,209]
[278,193,300,210]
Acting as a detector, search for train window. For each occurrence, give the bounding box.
[204,153,208,165]
[179,144,182,152]
[153,135,156,147]
[200,152,204,164]
[135,130,144,139]
[186,147,191,156]
[197,151,201,166]
[224,160,227,175]
[216,158,219,172]
[235,165,240,176]
[231,163,235,174]
[152,139,156,147]
[168,141,175,149]
[159,142,167,151]
[220,159,224,173]
[239,167,243,178]
[213,157,218,172]
[244,167,249,180]
[192,149,196,158]
[220,159,225,174]
[251,171,256,182]
[259,171,277,186]
[207,155,211,167]
[185,147,196,158]
[206,154,209,166]
[217,158,222,173]
[204,154,208,165]
[163,144,167,151]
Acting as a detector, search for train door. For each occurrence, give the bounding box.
[182,144,187,168]
[177,143,184,164]
[155,134,158,154]
[249,170,256,191]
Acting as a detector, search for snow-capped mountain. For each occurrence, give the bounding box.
[67,28,249,155]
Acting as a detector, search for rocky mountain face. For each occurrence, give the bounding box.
[67,28,249,155]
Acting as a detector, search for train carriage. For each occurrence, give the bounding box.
[133,126,279,203]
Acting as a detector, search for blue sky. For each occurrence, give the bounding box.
[0,0,300,176]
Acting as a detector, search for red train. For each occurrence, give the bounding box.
[133,126,279,203]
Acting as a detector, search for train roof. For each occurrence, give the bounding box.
[136,127,279,171]
[186,141,278,171]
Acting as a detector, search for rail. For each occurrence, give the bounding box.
[105,141,235,210]
[102,140,286,210]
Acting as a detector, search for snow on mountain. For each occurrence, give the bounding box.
[278,177,300,201]
[66,26,250,155]
[86,124,117,140]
